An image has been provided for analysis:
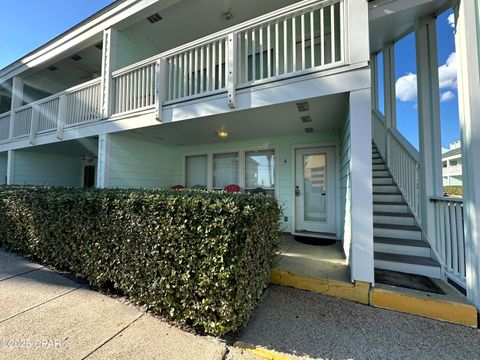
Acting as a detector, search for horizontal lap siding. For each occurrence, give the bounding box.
[109,134,181,188]
[175,132,338,233]
[13,152,82,187]
[339,113,351,259]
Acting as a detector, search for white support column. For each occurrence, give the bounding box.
[227,33,237,109]
[29,105,39,145]
[349,88,374,285]
[9,76,23,139]
[455,0,480,309]
[382,44,396,130]
[347,0,370,65]
[96,134,111,189]
[155,59,167,121]
[56,94,67,140]
[415,17,443,238]
[101,28,117,119]
[6,149,15,185]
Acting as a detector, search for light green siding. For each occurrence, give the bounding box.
[116,30,159,70]
[339,114,351,260]
[13,151,82,186]
[174,132,338,233]
[0,152,7,185]
[109,133,181,188]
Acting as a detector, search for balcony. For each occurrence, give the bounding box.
[0,0,357,146]
[443,164,463,177]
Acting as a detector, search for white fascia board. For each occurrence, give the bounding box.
[0,0,179,83]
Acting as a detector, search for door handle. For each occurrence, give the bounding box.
[295,186,300,197]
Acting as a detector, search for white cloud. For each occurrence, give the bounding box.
[440,91,455,102]
[447,13,455,28]
[395,73,418,102]
[438,52,457,90]
[395,52,457,102]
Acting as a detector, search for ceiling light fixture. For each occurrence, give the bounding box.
[216,129,229,138]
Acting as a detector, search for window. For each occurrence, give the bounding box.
[185,155,208,188]
[213,153,239,189]
[245,150,275,195]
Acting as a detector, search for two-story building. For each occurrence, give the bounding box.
[1,0,480,317]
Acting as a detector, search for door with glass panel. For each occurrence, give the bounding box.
[295,147,336,234]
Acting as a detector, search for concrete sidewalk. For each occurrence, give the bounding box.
[1,249,480,360]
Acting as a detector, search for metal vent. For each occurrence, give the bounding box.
[70,54,82,61]
[147,13,162,24]
[296,101,310,112]
[305,127,314,133]
[301,115,312,123]
[95,43,103,50]
[47,65,58,71]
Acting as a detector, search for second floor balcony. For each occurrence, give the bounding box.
[0,0,368,148]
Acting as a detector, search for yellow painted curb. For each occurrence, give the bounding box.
[370,287,478,327]
[270,269,370,305]
[234,341,294,360]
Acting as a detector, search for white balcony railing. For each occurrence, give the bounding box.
[431,197,466,287]
[0,0,348,142]
[0,112,10,141]
[443,164,462,177]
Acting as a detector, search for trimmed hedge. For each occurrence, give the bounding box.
[0,186,281,335]
[443,186,463,197]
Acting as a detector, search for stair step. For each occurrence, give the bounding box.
[373,193,404,202]
[374,223,422,240]
[373,164,388,170]
[374,237,431,257]
[373,202,409,213]
[373,185,399,193]
[373,170,390,177]
[374,212,415,226]
[374,252,440,278]
[372,158,384,164]
[373,177,394,185]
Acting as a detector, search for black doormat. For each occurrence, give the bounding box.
[375,269,445,295]
[294,236,337,246]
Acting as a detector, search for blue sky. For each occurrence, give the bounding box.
[0,0,115,69]
[381,9,459,150]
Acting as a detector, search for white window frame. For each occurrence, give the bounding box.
[182,145,280,198]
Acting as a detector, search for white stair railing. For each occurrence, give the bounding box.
[386,128,422,225]
[430,196,466,287]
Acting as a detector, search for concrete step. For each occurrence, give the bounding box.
[374,223,422,241]
[372,158,385,164]
[373,202,410,213]
[373,185,399,193]
[374,252,441,278]
[373,170,390,177]
[373,177,394,185]
[373,164,388,171]
[373,193,404,203]
[373,211,415,226]
[374,237,431,257]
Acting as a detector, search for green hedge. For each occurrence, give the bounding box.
[443,186,463,197]
[0,186,281,335]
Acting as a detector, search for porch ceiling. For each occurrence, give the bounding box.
[369,0,451,53]
[121,0,299,55]
[20,137,98,157]
[131,93,349,146]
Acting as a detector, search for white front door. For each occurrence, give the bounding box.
[295,147,336,234]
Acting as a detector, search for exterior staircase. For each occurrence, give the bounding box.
[372,144,441,278]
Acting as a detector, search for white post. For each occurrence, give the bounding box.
[349,88,374,284]
[382,44,396,164]
[455,0,480,309]
[96,133,111,189]
[9,76,23,139]
[227,33,237,109]
[6,149,15,185]
[101,28,117,119]
[415,17,443,238]
[29,105,39,145]
[56,94,67,140]
[155,59,167,121]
